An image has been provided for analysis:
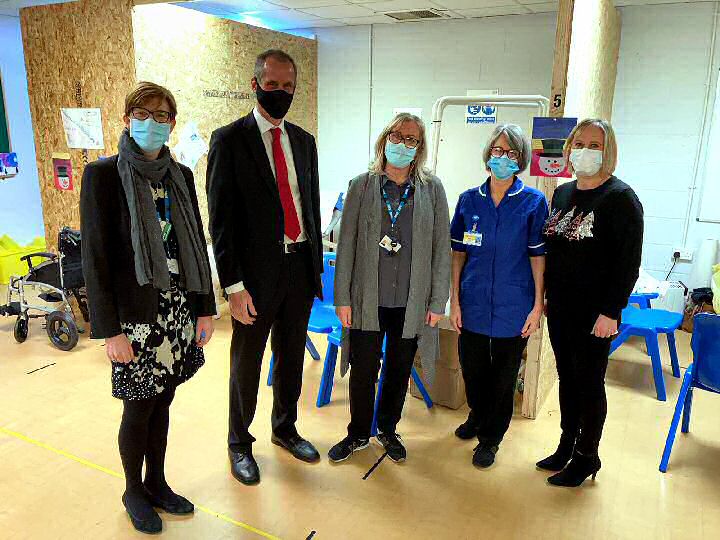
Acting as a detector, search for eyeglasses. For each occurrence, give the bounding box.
[130,107,174,124]
[388,131,421,149]
[490,146,520,161]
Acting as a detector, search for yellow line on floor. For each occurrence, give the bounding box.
[0,426,281,540]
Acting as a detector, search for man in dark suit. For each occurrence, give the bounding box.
[206,49,323,485]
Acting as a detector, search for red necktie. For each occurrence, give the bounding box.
[271,128,301,242]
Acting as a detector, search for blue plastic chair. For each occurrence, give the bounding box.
[609,306,683,401]
[267,253,340,386]
[660,313,720,472]
[628,291,659,309]
[317,328,433,434]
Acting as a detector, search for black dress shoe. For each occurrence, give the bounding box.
[122,491,162,535]
[271,433,321,463]
[144,485,194,515]
[228,449,260,485]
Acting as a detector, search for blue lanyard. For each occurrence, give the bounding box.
[381,184,412,229]
[155,189,170,222]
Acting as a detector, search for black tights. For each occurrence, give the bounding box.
[118,386,176,496]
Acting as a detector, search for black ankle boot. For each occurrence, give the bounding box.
[536,433,576,472]
[547,452,601,488]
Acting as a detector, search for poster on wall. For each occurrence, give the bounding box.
[530,117,577,178]
[171,122,208,172]
[465,104,497,125]
[60,108,104,150]
[0,152,19,179]
[52,152,73,191]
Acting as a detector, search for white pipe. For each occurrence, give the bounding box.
[429,95,550,173]
[685,0,719,233]
[367,25,374,161]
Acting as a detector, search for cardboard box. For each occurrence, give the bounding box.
[409,356,466,410]
[437,326,461,370]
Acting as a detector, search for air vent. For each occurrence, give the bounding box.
[384,9,448,21]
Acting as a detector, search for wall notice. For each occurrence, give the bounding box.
[60,108,104,150]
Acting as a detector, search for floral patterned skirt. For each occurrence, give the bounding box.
[113,282,205,400]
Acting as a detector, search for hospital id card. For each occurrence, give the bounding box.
[463,232,483,246]
[380,235,402,253]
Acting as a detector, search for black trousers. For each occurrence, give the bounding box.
[547,303,611,456]
[228,249,315,451]
[347,307,418,439]
[118,386,176,493]
[458,330,528,446]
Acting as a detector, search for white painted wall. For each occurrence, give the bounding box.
[0,15,44,245]
[315,13,557,222]
[613,2,720,283]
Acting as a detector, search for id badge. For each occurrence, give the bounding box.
[463,231,483,247]
[380,235,402,253]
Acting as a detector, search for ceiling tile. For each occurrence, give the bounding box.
[283,17,346,27]
[525,1,557,13]
[432,0,519,9]
[336,13,397,23]
[356,0,441,11]
[268,0,345,8]
[455,5,531,17]
[192,0,288,12]
[299,3,375,17]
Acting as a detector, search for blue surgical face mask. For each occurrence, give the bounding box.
[487,155,520,180]
[385,141,417,168]
[130,118,171,153]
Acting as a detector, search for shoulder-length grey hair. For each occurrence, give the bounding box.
[369,113,430,183]
[483,123,531,173]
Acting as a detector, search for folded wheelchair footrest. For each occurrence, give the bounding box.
[0,302,21,316]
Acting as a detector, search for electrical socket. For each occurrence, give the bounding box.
[672,247,693,261]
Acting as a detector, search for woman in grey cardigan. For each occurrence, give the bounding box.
[328,113,451,464]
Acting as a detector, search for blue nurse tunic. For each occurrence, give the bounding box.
[450,177,549,338]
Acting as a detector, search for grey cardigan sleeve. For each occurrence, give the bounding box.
[334,174,367,307]
[428,178,451,314]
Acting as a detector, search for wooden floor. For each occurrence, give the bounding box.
[1,312,720,540]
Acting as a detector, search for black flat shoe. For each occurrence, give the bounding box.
[536,433,576,472]
[547,453,601,488]
[455,417,479,440]
[144,485,194,515]
[271,433,321,463]
[472,444,499,468]
[122,491,162,535]
[228,449,260,485]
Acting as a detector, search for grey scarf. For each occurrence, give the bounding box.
[117,130,211,294]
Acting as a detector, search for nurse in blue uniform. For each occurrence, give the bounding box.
[449,124,549,468]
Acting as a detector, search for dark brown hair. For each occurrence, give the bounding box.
[124,81,177,118]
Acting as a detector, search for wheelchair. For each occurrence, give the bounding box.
[0,227,88,351]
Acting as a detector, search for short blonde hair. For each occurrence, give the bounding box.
[370,113,430,183]
[564,118,618,176]
[124,81,177,118]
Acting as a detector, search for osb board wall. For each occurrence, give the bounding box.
[20,0,136,250]
[565,0,621,121]
[133,3,318,240]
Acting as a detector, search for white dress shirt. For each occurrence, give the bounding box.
[225,107,307,295]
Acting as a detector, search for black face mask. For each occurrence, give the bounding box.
[256,84,294,120]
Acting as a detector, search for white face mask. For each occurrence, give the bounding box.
[570,148,603,177]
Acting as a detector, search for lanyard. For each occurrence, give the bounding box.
[381,184,412,230]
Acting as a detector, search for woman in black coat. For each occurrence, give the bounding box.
[80,82,215,534]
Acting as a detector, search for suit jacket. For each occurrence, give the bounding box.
[80,155,216,340]
[206,112,323,311]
